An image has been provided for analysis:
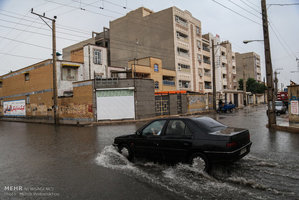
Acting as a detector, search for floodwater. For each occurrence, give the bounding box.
[1,105,299,199]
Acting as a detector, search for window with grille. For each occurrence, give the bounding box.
[93,50,102,65]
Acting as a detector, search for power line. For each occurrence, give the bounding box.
[72,0,126,15]
[0,52,46,60]
[0,35,52,50]
[269,21,297,60]
[211,0,262,25]
[0,18,90,39]
[0,9,92,35]
[0,23,83,42]
[45,0,116,18]
[240,0,261,14]
[227,0,261,20]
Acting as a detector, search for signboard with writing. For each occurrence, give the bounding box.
[290,100,299,115]
[3,100,26,116]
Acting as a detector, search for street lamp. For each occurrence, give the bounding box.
[274,68,283,96]
[243,40,264,44]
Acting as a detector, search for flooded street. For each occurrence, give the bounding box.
[1,105,299,199]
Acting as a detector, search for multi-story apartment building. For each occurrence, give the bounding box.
[109,7,212,93]
[203,34,237,92]
[235,52,262,83]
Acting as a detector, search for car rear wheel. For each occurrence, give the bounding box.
[189,153,209,172]
[118,144,134,161]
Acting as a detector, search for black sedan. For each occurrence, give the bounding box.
[113,117,252,171]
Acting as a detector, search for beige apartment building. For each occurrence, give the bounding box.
[110,6,212,93]
[127,57,176,92]
[235,52,262,83]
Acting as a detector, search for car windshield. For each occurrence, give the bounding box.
[275,101,283,106]
[193,117,227,132]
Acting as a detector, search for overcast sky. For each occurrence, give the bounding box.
[0,0,298,88]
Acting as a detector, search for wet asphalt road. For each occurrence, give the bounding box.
[0,105,299,200]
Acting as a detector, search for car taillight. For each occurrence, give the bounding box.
[226,141,237,148]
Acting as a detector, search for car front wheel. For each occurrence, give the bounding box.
[118,144,134,161]
[189,153,209,172]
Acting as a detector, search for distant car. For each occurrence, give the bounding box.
[113,117,252,171]
[275,101,287,115]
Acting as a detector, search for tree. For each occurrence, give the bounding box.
[238,78,266,94]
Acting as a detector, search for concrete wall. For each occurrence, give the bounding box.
[0,60,54,120]
[58,80,94,124]
[110,7,175,70]
[288,85,299,123]
[95,78,155,119]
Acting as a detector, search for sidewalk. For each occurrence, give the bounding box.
[274,114,299,133]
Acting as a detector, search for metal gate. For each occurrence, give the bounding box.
[177,94,182,114]
[155,95,170,116]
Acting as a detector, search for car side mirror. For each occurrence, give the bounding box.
[136,131,141,136]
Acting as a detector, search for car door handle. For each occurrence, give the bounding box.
[183,142,190,146]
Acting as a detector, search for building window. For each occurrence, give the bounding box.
[196,26,200,35]
[93,49,102,65]
[26,95,30,104]
[154,64,159,72]
[154,81,159,89]
[175,15,188,27]
[0,81,2,88]
[203,56,211,64]
[178,63,190,70]
[62,66,78,81]
[25,73,29,81]
[176,31,188,40]
[177,47,189,57]
[179,80,190,89]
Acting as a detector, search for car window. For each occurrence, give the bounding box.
[275,101,283,106]
[193,117,227,132]
[142,120,166,136]
[165,120,190,136]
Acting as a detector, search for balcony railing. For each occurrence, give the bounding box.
[203,60,211,64]
[203,46,210,52]
[177,51,189,58]
[163,80,175,86]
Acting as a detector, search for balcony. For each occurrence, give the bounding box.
[203,45,210,52]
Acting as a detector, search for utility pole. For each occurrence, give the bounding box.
[212,39,216,111]
[31,9,59,125]
[261,0,276,127]
[243,65,247,106]
[274,71,278,98]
